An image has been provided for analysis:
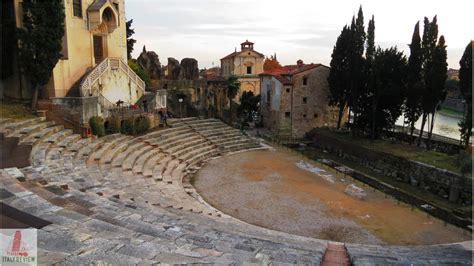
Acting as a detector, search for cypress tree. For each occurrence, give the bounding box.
[328,25,351,129]
[17,0,65,108]
[426,35,448,147]
[418,16,439,146]
[404,21,424,143]
[458,41,472,146]
[126,19,137,60]
[348,6,366,136]
[366,15,376,139]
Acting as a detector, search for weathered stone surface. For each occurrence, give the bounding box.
[180,58,199,80]
[1,118,472,265]
[167,57,184,80]
[137,46,162,80]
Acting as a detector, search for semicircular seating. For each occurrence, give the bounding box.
[0,117,472,265]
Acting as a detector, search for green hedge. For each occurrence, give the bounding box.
[121,118,135,135]
[134,116,150,135]
[106,116,121,134]
[89,116,105,137]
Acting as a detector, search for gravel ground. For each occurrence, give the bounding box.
[193,147,471,245]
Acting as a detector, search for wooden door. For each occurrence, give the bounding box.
[93,35,103,63]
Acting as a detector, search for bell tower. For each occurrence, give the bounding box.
[241,40,254,51]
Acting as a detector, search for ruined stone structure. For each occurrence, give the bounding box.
[1,116,472,265]
[180,58,200,80]
[260,61,343,139]
[153,79,228,118]
[221,40,265,98]
[165,58,185,80]
[137,46,163,80]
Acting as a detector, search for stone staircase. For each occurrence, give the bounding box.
[0,117,472,265]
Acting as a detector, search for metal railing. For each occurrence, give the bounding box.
[79,57,146,116]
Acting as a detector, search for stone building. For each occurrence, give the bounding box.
[2,0,146,128]
[221,40,265,97]
[260,60,342,140]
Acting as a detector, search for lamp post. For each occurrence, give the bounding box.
[178,98,183,118]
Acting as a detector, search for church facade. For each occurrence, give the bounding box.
[2,0,145,121]
[220,40,264,98]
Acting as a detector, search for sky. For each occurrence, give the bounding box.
[125,0,474,70]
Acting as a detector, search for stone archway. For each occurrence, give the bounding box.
[101,7,117,33]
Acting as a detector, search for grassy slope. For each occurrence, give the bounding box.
[318,129,463,174]
[0,100,36,120]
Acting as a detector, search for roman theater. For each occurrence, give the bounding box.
[1,116,472,264]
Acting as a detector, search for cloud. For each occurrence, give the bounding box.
[126,0,474,69]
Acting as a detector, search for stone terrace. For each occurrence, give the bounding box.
[0,117,472,265]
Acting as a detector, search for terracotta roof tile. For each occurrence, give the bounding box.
[259,63,329,85]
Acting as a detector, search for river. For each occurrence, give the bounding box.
[396,112,463,140]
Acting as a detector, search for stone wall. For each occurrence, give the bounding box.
[310,132,472,205]
[50,96,99,126]
[383,130,463,155]
[155,80,227,118]
[260,66,344,140]
[291,67,339,138]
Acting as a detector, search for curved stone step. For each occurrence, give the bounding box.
[119,143,153,170]
[20,125,64,146]
[99,136,137,165]
[88,135,129,162]
[133,149,163,176]
[151,156,172,181]
[43,129,73,144]
[6,121,56,140]
[57,133,82,148]
[0,117,46,134]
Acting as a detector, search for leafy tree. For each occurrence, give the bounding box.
[359,47,407,137]
[225,75,240,125]
[263,55,282,72]
[328,25,352,129]
[404,21,424,143]
[17,0,65,108]
[128,59,151,86]
[417,16,439,145]
[458,41,473,146]
[126,19,137,60]
[238,91,260,121]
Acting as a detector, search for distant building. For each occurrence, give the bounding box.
[260,60,342,139]
[447,68,459,81]
[221,40,265,98]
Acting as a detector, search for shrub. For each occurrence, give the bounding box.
[457,151,473,177]
[89,116,105,137]
[305,128,318,140]
[121,118,135,135]
[106,116,121,134]
[134,116,150,135]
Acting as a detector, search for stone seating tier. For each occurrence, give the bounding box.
[0,117,471,265]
